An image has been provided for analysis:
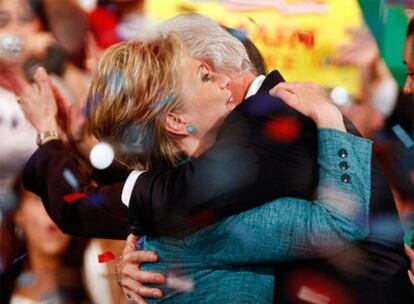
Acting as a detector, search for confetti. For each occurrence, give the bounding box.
[297,31,315,48]
[226,28,248,41]
[88,193,104,205]
[136,236,145,250]
[392,124,414,149]
[90,142,115,169]
[106,72,125,96]
[166,274,194,293]
[297,286,330,304]
[285,269,353,304]
[12,252,27,266]
[0,191,19,214]
[63,192,88,203]
[98,251,116,263]
[247,16,259,27]
[330,87,352,107]
[264,117,300,143]
[149,95,176,109]
[63,169,79,191]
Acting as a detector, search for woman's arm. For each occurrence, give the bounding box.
[14,67,129,239]
[144,128,372,266]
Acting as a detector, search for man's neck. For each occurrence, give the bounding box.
[229,71,257,105]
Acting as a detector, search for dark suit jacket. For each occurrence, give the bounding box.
[128,70,319,236]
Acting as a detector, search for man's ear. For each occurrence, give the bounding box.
[165,112,189,136]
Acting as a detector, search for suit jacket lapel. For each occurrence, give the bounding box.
[257,70,285,94]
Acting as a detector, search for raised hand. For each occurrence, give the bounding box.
[331,26,379,69]
[13,66,59,134]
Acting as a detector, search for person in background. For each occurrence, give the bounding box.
[0,0,54,219]
[401,15,414,286]
[331,25,397,138]
[0,176,90,304]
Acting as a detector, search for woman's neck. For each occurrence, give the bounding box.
[180,129,218,158]
[27,246,61,275]
[13,249,61,300]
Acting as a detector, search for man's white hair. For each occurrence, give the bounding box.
[154,14,255,74]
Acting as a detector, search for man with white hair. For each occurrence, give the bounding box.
[118,14,412,304]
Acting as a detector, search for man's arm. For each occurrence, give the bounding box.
[128,94,319,236]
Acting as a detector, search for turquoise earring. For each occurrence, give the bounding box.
[186,124,196,134]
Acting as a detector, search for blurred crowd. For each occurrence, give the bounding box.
[0,0,412,303]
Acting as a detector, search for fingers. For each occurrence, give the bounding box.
[269,86,296,103]
[130,267,167,285]
[123,250,158,264]
[34,67,54,100]
[122,277,163,299]
[404,244,414,280]
[404,244,414,260]
[124,234,141,253]
[123,286,148,304]
[269,81,297,93]
[408,270,414,285]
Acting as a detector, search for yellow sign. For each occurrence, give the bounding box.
[146,0,363,96]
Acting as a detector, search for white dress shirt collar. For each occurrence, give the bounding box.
[245,75,266,99]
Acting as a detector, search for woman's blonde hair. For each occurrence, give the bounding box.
[87,35,186,170]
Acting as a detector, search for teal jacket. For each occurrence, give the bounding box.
[141,129,372,303]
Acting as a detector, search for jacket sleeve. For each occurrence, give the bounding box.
[23,140,129,239]
[91,160,131,185]
[143,129,372,266]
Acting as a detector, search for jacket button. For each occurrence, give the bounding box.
[339,161,349,170]
[338,149,348,158]
[341,174,351,183]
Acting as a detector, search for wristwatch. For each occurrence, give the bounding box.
[36,130,60,146]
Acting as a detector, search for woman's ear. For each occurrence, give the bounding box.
[165,112,189,136]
